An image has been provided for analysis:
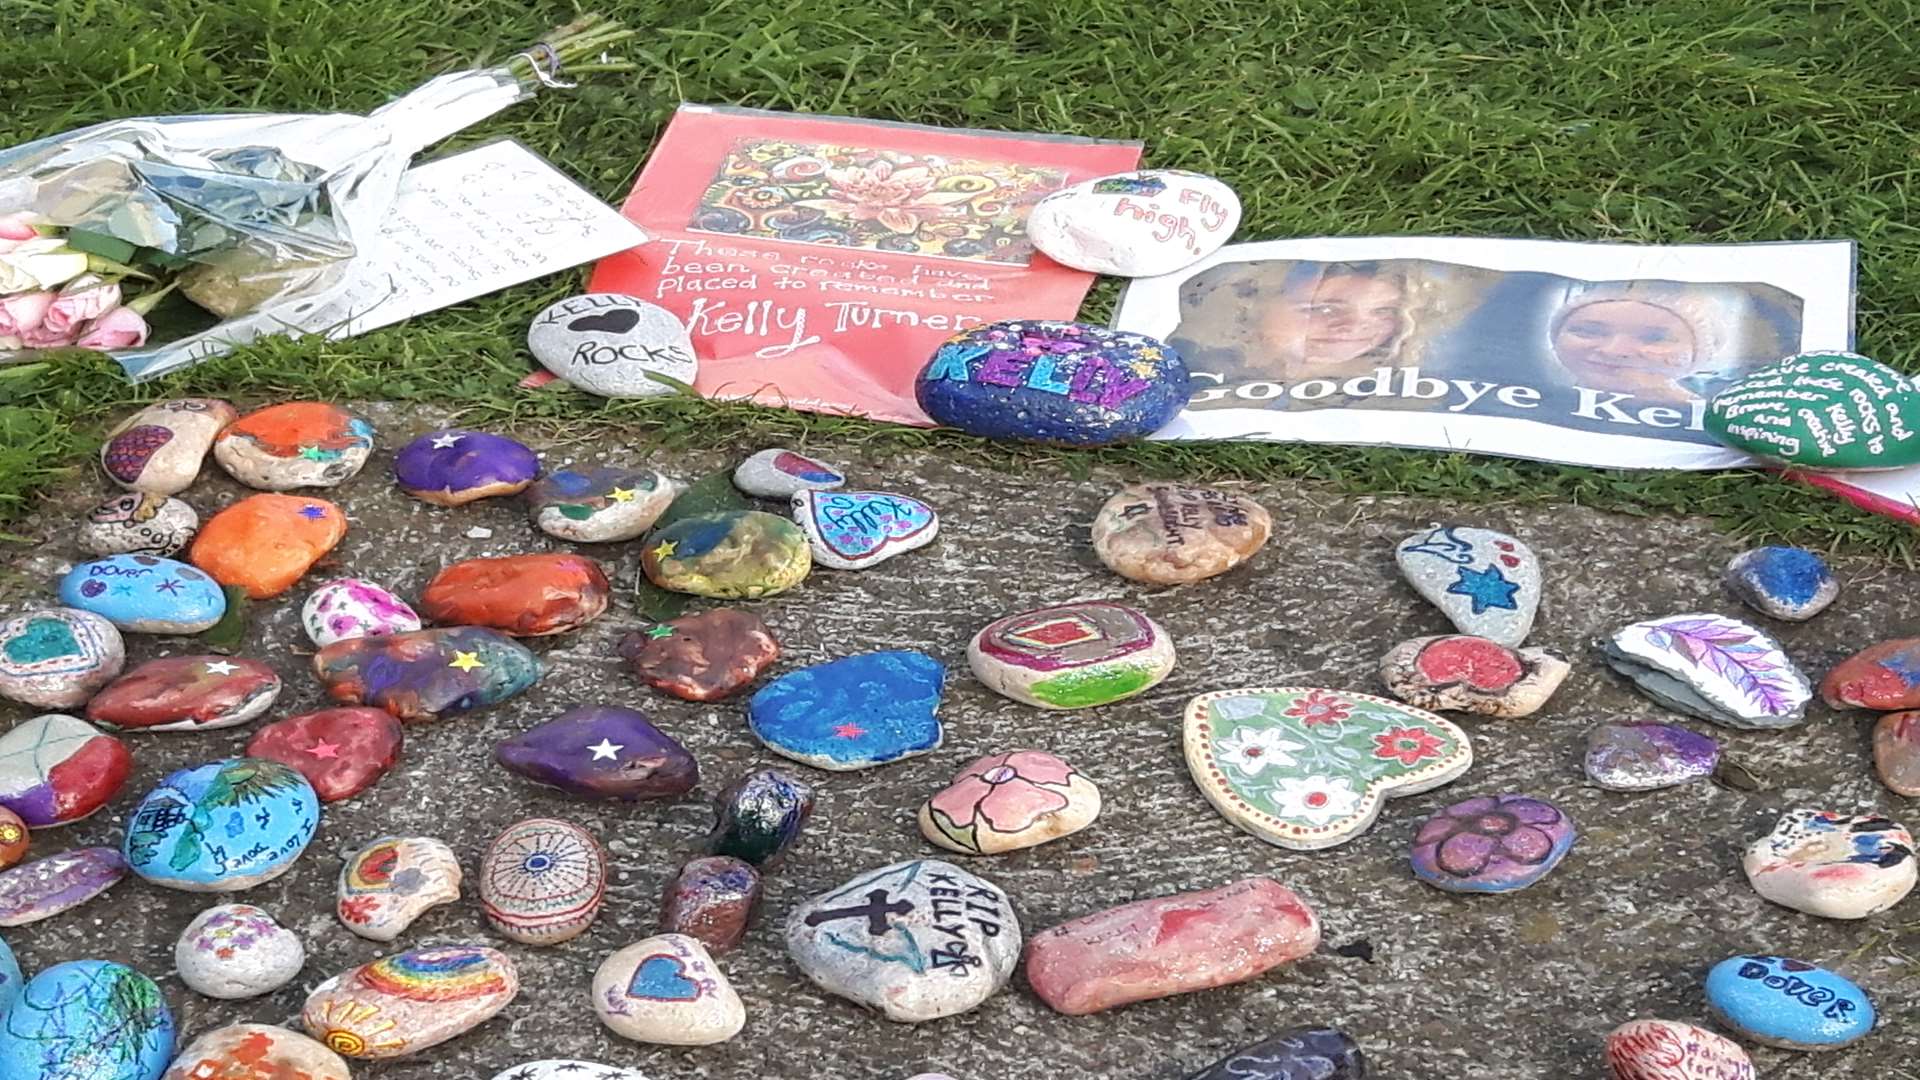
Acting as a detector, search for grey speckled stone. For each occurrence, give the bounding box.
[1394,524,1541,645]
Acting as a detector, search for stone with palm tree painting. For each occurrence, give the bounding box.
[121,758,319,891]
[1604,612,1810,729]
[919,750,1101,856]
[1378,634,1568,718]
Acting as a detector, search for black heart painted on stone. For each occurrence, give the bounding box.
[569,309,641,335]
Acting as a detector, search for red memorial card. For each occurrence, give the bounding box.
[588,105,1142,424]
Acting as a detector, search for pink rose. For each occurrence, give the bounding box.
[43,275,120,336]
[75,305,150,350]
[0,290,55,335]
[0,214,39,242]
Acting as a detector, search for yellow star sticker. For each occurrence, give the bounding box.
[652,540,678,560]
[1128,359,1159,378]
[448,651,484,672]
[608,487,636,503]
[1137,346,1163,360]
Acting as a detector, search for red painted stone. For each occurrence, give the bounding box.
[1414,636,1523,690]
[245,708,404,802]
[0,807,28,868]
[0,715,134,827]
[1822,638,1920,710]
[418,554,611,637]
[659,855,761,954]
[617,609,781,701]
[85,655,281,731]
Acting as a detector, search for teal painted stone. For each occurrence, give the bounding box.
[1705,954,1874,1051]
[58,555,225,634]
[123,758,319,892]
[1706,351,1920,469]
[0,609,125,710]
[747,651,945,770]
[0,959,175,1080]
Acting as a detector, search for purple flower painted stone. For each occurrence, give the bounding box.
[1410,794,1575,894]
[494,704,698,801]
[392,430,541,507]
[0,846,127,926]
[1583,722,1720,791]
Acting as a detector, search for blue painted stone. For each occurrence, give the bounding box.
[747,651,945,770]
[1704,954,1874,1050]
[122,758,320,892]
[1724,546,1838,622]
[0,959,175,1080]
[57,555,225,634]
[0,934,19,1015]
[914,319,1190,446]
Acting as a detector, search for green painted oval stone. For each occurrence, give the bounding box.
[641,511,812,599]
[1706,351,1920,470]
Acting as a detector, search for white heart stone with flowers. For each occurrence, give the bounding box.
[1027,169,1242,278]
[528,294,697,399]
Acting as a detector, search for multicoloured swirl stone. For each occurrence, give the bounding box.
[525,465,678,542]
[302,945,518,1059]
[748,650,945,770]
[86,655,280,732]
[312,627,541,722]
[641,510,811,599]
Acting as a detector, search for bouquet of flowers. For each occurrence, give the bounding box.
[0,15,629,380]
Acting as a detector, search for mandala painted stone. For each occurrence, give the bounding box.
[303,945,518,1059]
[592,932,745,1045]
[246,707,404,801]
[392,430,540,506]
[58,555,226,634]
[122,758,320,891]
[1377,634,1567,718]
[707,768,813,867]
[1583,723,1719,792]
[419,553,612,637]
[1409,794,1576,894]
[1184,687,1471,851]
[101,398,236,494]
[1821,637,1920,711]
[0,960,174,1080]
[1603,1019,1753,1080]
[494,704,698,801]
[337,835,462,942]
[1184,1027,1368,1080]
[618,609,781,702]
[1875,711,1920,796]
[189,494,347,599]
[86,655,280,732]
[1706,350,1920,469]
[174,903,305,999]
[1028,169,1241,278]
[1604,613,1811,729]
[0,608,124,709]
[300,577,422,647]
[478,818,608,945]
[660,855,761,954]
[919,750,1101,855]
[1704,955,1874,1051]
[1742,809,1916,920]
[1723,546,1838,622]
[733,447,845,498]
[312,626,541,722]
[968,601,1175,709]
[748,650,946,770]
[791,489,939,569]
[161,1024,350,1080]
[213,401,376,489]
[525,465,679,543]
[1091,483,1272,585]
[0,713,132,826]
[1394,525,1541,646]
[0,846,126,927]
[78,492,198,557]
[641,510,812,599]
[527,293,698,399]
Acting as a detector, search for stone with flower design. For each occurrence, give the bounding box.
[0,808,27,869]
[526,465,680,542]
[101,398,237,494]
[393,429,541,506]
[419,553,612,637]
[529,294,698,399]
[0,608,125,710]
[642,510,812,599]
[968,600,1175,709]
[1395,524,1541,646]
[189,493,347,599]
[619,609,781,702]
[1184,687,1471,851]
[919,750,1101,855]
[337,835,463,942]
[1742,809,1916,920]
[1603,1019,1753,1080]
[593,932,745,1045]
[1605,613,1811,729]
[78,492,198,557]
[303,944,518,1059]
[214,401,376,489]
[301,577,422,647]
[1822,637,1920,711]
[1378,635,1568,718]
[749,650,945,770]
[1184,1028,1368,1080]
[1583,723,1720,792]
[1724,546,1838,622]
[86,655,280,732]
[1875,711,1920,796]
[175,902,305,999]
[1704,954,1874,1051]
[246,707,404,802]
[161,1024,351,1080]
[123,758,319,892]
[1409,794,1576,894]
[734,447,846,498]
[707,768,813,867]
[660,855,761,954]
[1092,483,1272,585]
[58,554,227,634]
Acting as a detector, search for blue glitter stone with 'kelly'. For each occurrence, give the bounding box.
[747,650,945,771]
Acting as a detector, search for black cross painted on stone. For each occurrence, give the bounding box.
[804,888,914,935]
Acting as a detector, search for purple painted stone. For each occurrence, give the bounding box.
[1583,722,1721,791]
[1409,794,1575,894]
[494,704,698,800]
[0,846,127,926]
[392,430,541,507]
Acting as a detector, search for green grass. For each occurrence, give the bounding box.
[5,0,1920,556]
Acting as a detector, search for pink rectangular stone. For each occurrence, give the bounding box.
[1023,876,1320,1015]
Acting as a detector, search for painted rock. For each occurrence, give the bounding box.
[59,555,226,633]
[1706,350,1920,469]
[0,934,16,1014]
[748,650,945,770]
[1395,525,1541,646]
[791,490,939,569]
[1605,614,1811,728]
[1025,876,1320,1016]
[214,401,375,489]
[419,553,611,637]
[618,609,780,702]
[0,713,131,826]
[1584,723,1720,792]
[337,835,462,942]
[1184,1028,1368,1080]
[175,903,304,999]
[1603,1019,1754,1080]
[101,398,236,494]
[78,492,198,557]
[312,626,541,722]
[303,945,518,1059]
[0,846,125,926]
[495,704,697,801]
[246,707,404,802]
[1704,954,1874,1050]
[1028,169,1241,278]
[490,1064,650,1080]
[1823,638,1920,710]
[968,601,1175,709]
[1724,546,1838,621]
[787,859,1020,1023]
[1184,688,1471,850]
[123,758,319,891]
[86,655,279,731]
[592,933,745,1045]
[1092,483,1271,585]
[0,807,26,868]
[707,769,813,867]
[392,429,540,506]
[526,465,679,542]
[301,577,422,647]
[0,609,124,709]
[1410,794,1576,894]
[478,818,609,945]
[528,293,697,399]
[1874,711,1920,796]
[920,750,1101,855]
[641,510,812,599]
[661,855,761,954]
[1742,809,1916,919]
[1377,635,1568,718]
[190,494,347,599]
[915,319,1191,446]
[0,960,173,1080]
[734,447,845,498]
[161,1024,350,1080]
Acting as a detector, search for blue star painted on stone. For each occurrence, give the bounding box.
[1446,564,1520,614]
[110,583,134,597]
[155,580,182,595]
[298,504,328,520]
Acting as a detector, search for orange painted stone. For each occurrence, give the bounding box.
[418,554,611,637]
[0,807,28,869]
[191,494,347,599]
[213,402,375,490]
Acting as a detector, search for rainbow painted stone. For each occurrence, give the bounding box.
[123,759,320,891]
[0,960,174,1080]
[748,650,945,770]
[337,835,462,942]
[101,398,236,494]
[641,511,812,599]
[477,818,609,946]
[392,430,540,506]
[213,401,376,490]
[1605,613,1811,729]
[968,601,1175,709]
[86,655,280,731]
[1409,794,1576,894]
[0,713,132,826]
[790,490,939,570]
[58,555,226,634]
[733,448,845,498]
[303,945,519,1059]
[0,609,125,709]
[311,627,541,722]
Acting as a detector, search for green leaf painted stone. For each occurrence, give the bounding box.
[1706,351,1920,469]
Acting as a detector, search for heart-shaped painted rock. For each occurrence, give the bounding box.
[0,609,124,709]
[0,713,132,826]
[246,707,404,801]
[733,448,845,498]
[175,903,305,999]
[162,1024,350,1080]
[477,817,608,945]
[791,490,939,569]
[528,294,697,399]
[59,555,226,634]
[592,933,745,1045]
[969,600,1176,709]
[123,758,319,891]
[312,626,542,722]
[1395,525,1541,646]
[1409,793,1576,894]
[920,750,1101,855]
[707,769,813,867]
[214,401,376,489]
[337,835,463,942]
[641,510,812,599]
[660,855,762,954]
[1378,635,1568,718]
[1704,954,1874,1051]
[494,704,698,801]
[619,609,781,702]
[1742,809,1916,920]
[86,655,280,731]
[0,808,26,869]
[189,493,347,599]
[1583,722,1720,792]
[748,650,945,770]
[1822,638,1920,711]
[303,945,518,1059]
[393,430,541,506]
[1724,546,1838,622]
[301,577,422,647]
[1603,1020,1753,1080]
[490,1064,651,1080]
[1028,169,1241,278]
[1184,687,1472,851]
[0,846,126,926]
[0,960,174,1080]
[101,398,236,494]
[526,465,679,543]
[1604,613,1811,729]
[419,553,611,637]
[78,492,198,557]
[1706,350,1920,469]
[1183,1028,1368,1080]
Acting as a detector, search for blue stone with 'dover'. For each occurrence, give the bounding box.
[123,758,320,892]
[1724,546,1838,622]
[914,319,1190,446]
[57,555,225,634]
[1704,954,1874,1051]
[0,959,175,1080]
[747,651,945,771]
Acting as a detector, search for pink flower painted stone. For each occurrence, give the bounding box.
[301,578,422,647]
[919,750,1101,855]
[1604,1019,1754,1080]
[1604,613,1811,729]
[175,902,305,999]
[968,601,1175,709]
[1409,794,1576,894]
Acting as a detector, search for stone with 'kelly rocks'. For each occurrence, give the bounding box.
[1184,1028,1368,1080]
[787,859,1020,1023]
[920,750,1101,855]
[0,847,125,927]
[593,932,745,1045]
[124,758,319,892]
[1025,876,1320,1016]
[0,960,174,1080]
[479,818,609,946]
[214,401,376,489]
[78,492,197,557]
[968,600,1175,710]
[528,293,697,399]
[661,855,761,954]
[313,626,541,721]
[420,553,610,637]
[1704,954,1873,1051]
[102,398,236,494]
[619,609,780,702]
[708,768,813,867]
[1395,525,1541,646]
[495,704,697,801]
[1410,794,1576,894]
[734,447,845,498]
[526,465,679,543]
[0,808,26,868]
[1605,613,1810,729]
[393,430,540,506]
[162,1024,350,1080]
[791,490,939,570]
[1742,809,1916,919]
[1874,712,1920,796]
[642,510,812,599]
[190,493,346,599]
[175,902,305,999]
[1093,483,1271,585]
[1822,638,1920,710]
[301,577,422,647]
[1378,635,1568,718]
[1724,546,1838,621]
[87,655,279,732]
[1584,723,1720,792]
[0,713,131,826]
[337,835,462,942]
[59,554,226,633]
[1028,169,1241,278]
[1603,1019,1753,1080]
[1706,350,1920,470]
[0,608,124,709]
[247,707,403,802]
[748,650,945,770]
[303,945,518,1059]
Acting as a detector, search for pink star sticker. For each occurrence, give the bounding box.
[305,740,341,760]
[832,723,866,739]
